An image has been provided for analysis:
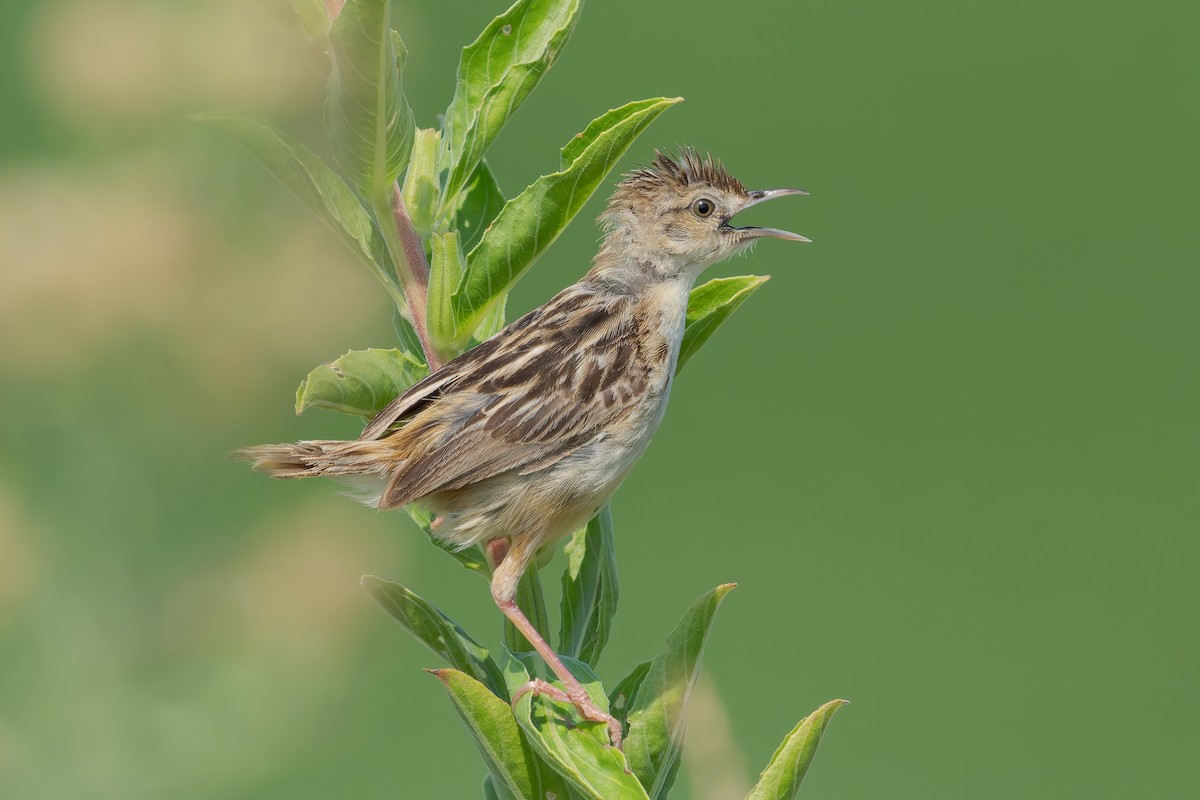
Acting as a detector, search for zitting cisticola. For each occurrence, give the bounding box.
[237,149,808,748]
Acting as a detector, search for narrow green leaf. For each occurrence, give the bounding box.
[295,348,427,419]
[401,127,441,234]
[363,577,508,698]
[441,0,583,205]
[609,660,651,731]
[403,505,492,579]
[198,115,406,305]
[327,0,414,198]
[624,584,737,799]
[427,232,469,363]
[472,292,509,344]
[505,652,648,800]
[505,563,552,654]
[482,776,504,800]
[430,669,550,799]
[677,275,770,375]
[454,97,681,333]
[449,160,505,253]
[745,700,848,800]
[559,504,619,667]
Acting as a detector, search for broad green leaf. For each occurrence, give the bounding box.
[327,0,414,198]
[559,504,619,667]
[441,0,583,206]
[745,700,848,800]
[505,652,647,800]
[677,275,770,375]
[609,660,651,731]
[430,669,552,800]
[449,160,505,254]
[505,563,552,654]
[404,505,492,579]
[624,584,737,799]
[362,577,507,698]
[454,97,681,333]
[294,348,427,418]
[199,115,405,306]
[482,776,503,800]
[427,232,468,363]
[400,127,441,234]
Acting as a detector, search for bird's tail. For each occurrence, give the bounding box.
[232,439,394,479]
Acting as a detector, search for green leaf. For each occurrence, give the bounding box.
[624,584,737,799]
[287,0,329,37]
[505,652,648,800]
[401,127,441,234]
[327,0,414,198]
[472,292,509,344]
[745,700,848,800]
[505,563,552,654]
[609,660,651,731]
[198,115,406,307]
[427,232,469,363]
[441,0,583,206]
[449,160,505,254]
[454,97,682,334]
[403,505,493,579]
[677,275,770,375]
[430,669,554,800]
[295,348,427,419]
[363,577,508,699]
[559,504,619,667]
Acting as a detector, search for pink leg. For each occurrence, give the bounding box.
[494,589,624,749]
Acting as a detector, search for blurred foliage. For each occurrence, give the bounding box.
[0,0,1197,798]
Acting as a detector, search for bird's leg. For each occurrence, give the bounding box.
[484,536,510,570]
[491,545,623,749]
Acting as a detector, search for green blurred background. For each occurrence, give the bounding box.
[1,0,1196,797]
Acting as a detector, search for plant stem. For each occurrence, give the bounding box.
[324,0,346,21]
[373,184,442,371]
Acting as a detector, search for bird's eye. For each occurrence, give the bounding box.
[692,198,715,218]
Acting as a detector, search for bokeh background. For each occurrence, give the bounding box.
[1,0,1196,797]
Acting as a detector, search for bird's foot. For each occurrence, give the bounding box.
[511,678,624,750]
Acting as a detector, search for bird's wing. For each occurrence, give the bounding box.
[358,369,460,441]
[376,284,655,508]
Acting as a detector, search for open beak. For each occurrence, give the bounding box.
[728,188,810,242]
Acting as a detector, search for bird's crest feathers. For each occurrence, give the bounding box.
[616,147,748,201]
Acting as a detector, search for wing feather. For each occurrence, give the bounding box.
[375,284,653,508]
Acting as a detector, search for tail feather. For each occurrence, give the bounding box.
[233,439,393,479]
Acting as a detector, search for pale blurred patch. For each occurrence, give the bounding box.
[683,675,752,800]
[162,497,391,662]
[28,0,321,131]
[0,149,384,413]
[0,487,41,621]
[0,156,198,362]
[0,496,398,800]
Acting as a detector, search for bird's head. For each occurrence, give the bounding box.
[598,148,808,280]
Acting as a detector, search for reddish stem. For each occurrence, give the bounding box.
[390,184,441,372]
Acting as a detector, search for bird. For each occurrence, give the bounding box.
[236,149,808,748]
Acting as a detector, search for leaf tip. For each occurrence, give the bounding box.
[425,668,451,684]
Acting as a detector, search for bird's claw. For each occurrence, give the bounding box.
[511,678,624,750]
